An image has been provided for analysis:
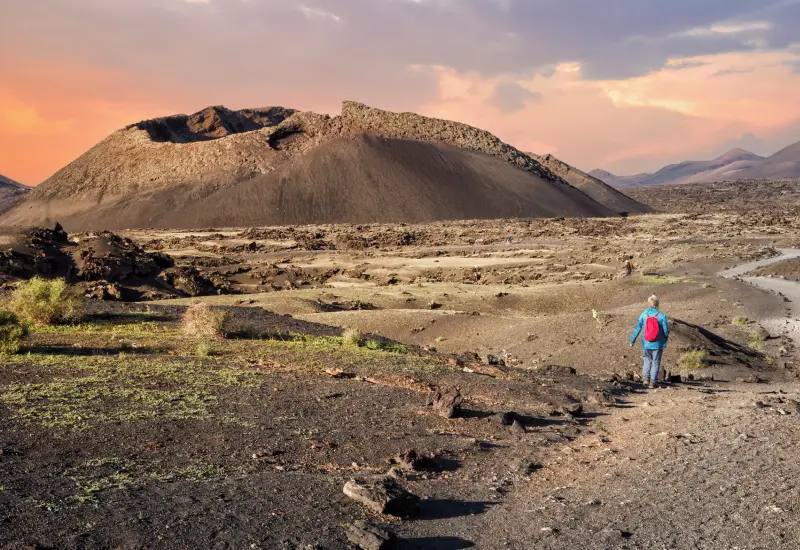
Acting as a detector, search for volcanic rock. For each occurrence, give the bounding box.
[428,388,463,418]
[342,477,420,517]
[345,521,398,550]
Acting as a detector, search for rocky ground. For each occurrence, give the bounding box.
[2,205,800,549]
[626,178,800,214]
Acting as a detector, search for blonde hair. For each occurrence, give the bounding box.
[648,295,660,309]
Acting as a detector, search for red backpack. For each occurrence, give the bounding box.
[644,313,661,342]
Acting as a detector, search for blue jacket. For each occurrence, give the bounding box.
[630,308,669,350]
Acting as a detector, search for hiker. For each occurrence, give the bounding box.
[506,236,513,245]
[623,255,634,277]
[630,294,669,388]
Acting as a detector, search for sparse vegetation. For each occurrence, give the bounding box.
[342,327,362,346]
[0,311,27,355]
[10,277,83,326]
[196,340,215,357]
[678,349,709,372]
[181,302,230,340]
[747,331,765,353]
[118,340,135,352]
[732,316,750,326]
[364,339,411,354]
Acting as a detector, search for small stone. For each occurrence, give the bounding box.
[345,521,398,550]
[343,477,420,517]
[390,449,422,471]
[485,354,505,366]
[428,388,463,419]
[597,528,633,542]
[540,364,577,376]
[562,402,584,417]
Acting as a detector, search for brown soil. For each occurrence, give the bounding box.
[752,258,800,282]
[2,207,800,549]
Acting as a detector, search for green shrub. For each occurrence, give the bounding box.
[181,303,230,340]
[731,316,750,327]
[747,331,765,353]
[342,327,362,346]
[10,277,83,326]
[678,349,709,372]
[196,340,215,357]
[0,311,27,355]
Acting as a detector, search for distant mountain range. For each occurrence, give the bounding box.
[0,174,30,212]
[591,140,800,188]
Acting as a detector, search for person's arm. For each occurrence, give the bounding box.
[630,314,644,345]
[661,314,669,342]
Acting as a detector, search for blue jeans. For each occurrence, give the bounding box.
[642,349,664,382]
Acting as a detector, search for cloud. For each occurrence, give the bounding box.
[1,0,800,182]
[3,0,798,84]
[712,67,755,76]
[298,5,342,23]
[664,60,710,71]
[492,81,542,113]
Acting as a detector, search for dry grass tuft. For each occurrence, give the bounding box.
[181,303,230,340]
[341,327,362,346]
[678,349,709,372]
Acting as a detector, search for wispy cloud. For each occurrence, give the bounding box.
[675,20,773,37]
[298,5,342,23]
[665,60,710,71]
[712,67,754,76]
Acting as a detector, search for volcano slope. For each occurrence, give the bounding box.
[531,154,653,215]
[0,174,29,213]
[0,102,648,230]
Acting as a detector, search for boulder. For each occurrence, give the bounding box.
[343,478,420,517]
[428,388,463,419]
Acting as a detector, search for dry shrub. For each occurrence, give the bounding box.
[196,340,215,357]
[182,302,230,339]
[10,277,83,325]
[0,311,27,355]
[342,327,362,346]
[678,349,709,372]
[747,331,765,353]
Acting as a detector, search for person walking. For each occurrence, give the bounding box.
[630,295,669,388]
[623,255,634,277]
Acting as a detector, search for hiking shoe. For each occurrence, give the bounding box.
[647,382,656,389]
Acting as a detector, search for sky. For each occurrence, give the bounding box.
[1,0,800,185]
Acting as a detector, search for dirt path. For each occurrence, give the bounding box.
[721,248,800,346]
[394,257,800,549]
[397,380,800,549]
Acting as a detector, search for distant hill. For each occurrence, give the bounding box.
[0,102,631,231]
[531,154,653,214]
[733,141,800,180]
[0,174,30,212]
[590,148,767,188]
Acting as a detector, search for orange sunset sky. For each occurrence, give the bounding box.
[1,0,800,185]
